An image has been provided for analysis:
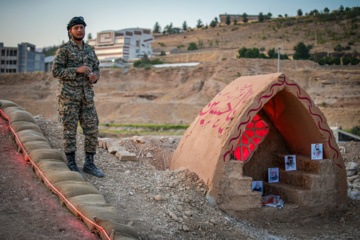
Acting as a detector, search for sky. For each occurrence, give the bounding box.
[0,0,359,49]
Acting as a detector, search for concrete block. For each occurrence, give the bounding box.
[115,151,137,161]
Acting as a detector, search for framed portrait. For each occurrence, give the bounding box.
[252,181,263,195]
[285,155,297,171]
[268,168,279,183]
[311,143,323,160]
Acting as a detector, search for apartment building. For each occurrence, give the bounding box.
[0,42,44,75]
[88,28,154,61]
[219,14,259,24]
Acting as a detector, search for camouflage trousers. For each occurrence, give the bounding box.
[58,94,99,153]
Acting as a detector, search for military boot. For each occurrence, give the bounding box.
[83,152,104,178]
[65,152,84,178]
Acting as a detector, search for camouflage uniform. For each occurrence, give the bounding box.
[52,39,100,154]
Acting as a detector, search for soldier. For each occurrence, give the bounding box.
[52,16,104,178]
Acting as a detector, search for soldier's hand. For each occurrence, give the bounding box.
[89,73,98,82]
[76,66,92,74]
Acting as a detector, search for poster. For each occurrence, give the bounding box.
[285,155,296,171]
[268,168,279,183]
[311,143,323,160]
[252,181,263,195]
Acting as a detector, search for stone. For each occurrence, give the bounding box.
[132,136,146,144]
[168,210,178,221]
[97,138,113,149]
[146,152,153,158]
[182,225,190,232]
[347,170,357,177]
[176,205,183,211]
[184,210,193,216]
[346,162,358,171]
[154,195,163,201]
[115,151,137,161]
[347,175,359,182]
[106,140,125,154]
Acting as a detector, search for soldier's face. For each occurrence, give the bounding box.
[69,24,85,41]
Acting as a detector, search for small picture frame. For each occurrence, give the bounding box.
[252,181,263,195]
[311,143,323,160]
[285,155,297,171]
[268,168,279,183]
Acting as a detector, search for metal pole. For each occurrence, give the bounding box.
[277,47,281,73]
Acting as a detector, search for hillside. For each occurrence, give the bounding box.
[151,12,360,59]
[0,58,359,129]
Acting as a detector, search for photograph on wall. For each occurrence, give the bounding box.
[252,181,263,195]
[268,168,279,183]
[285,155,297,171]
[311,143,323,160]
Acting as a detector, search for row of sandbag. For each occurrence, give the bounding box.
[0,100,138,240]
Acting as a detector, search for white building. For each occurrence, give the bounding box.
[88,28,154,61]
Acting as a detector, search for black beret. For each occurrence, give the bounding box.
[67,16,87,30]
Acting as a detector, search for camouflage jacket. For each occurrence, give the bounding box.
[52,39,100,101]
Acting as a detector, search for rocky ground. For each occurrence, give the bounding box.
[2,116,359,239]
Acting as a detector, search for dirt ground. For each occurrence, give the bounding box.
[1,115,360,240]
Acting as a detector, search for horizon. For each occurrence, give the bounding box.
[0,0,359,49]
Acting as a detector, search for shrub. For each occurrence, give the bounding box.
[157,42,165,47]
[334,44,343,51]
[351,125,360,136]
[160,51,166,56]
[188,42,198,51]
[151,58,163,65]
[133,60,142,67]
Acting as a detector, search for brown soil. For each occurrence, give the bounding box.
[1,115,359,239]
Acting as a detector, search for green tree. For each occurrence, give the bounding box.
[182,21,188,31]
[293,42,310,60]
[233,19,238,25]
[324,7,330,13]
[153,22,161,33]
[226,15,231,25]
[297,9,303,17]
[258,12,264,22]
[196,19,203,28]
[339,5,344,12]
[188,42,198,50]
[160,51,166,56]
[285,13,288,17]
[267,48,276,58]
[214,17,219,23]
[242,13,248,23]
[265,12,272,20]
[164,23,173,34]
[210,20,217,28]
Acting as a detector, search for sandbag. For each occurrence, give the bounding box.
[36,159,69,172]
[16,130,49,144]
[42,169,84,184]
[1,106,26,115]
[22,140,52,154]
[29,149,64,164]
[68,194,107,205]
[0,100,18,109]
[10,121,43,134]
[7,110,36,124]
[94,217,139,240]
[73,203,123,231]
[53,181,101,199]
